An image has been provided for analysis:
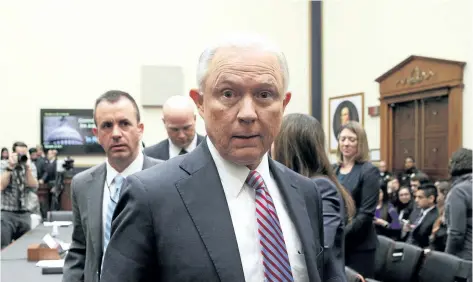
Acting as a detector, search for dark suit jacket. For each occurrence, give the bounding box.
[334,162,380,252]
[62,156,163,282]
[101,140,326,282]
[143,134,205,160]
[408,206,439,248]
[313,177,347,282]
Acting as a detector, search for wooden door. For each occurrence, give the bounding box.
[392,101,417,177]
[420,95,449,180]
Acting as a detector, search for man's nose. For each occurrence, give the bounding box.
[112,125,122,138]
[237,95,257,124]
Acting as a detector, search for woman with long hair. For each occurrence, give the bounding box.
[272,113,355,282]
[1,147,8,160]
[374,181,401,240]
[333,121,380,279]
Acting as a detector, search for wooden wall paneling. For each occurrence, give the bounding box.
[376,55,465,172]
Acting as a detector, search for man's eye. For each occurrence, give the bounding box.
[102,122,112,129]
[222,90,234,98]
[258,91,272,99]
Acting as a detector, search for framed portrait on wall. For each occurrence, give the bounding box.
[329,92,364,152]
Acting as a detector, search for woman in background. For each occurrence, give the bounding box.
[272,113,355,282]
[397,186,414,221]
[333,121,380,279]
[374,182,401,240]
[1,147,8,160]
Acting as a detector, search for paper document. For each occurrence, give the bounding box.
[44,221,72,227]
[36,259,65,268]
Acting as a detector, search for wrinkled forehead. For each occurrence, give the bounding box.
[206,47,285,90]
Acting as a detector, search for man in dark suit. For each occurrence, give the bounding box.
[143,95,204,160]
[62,90,163,282]
[101,34,326,282]
[405,183,439,248]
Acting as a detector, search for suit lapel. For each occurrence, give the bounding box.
[87,163,106,268]
[142,156,153,169]
[162,140,170,160]
[269,160,320,282]
[176,141,245,281]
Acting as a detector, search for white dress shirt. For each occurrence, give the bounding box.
[168,134,198,159]
[414,205,436,228]
[207,138,309,282]
[102,151,144,240]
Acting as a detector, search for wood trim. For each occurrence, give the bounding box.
[376,55,466,83]
[381,79,462,98]
[448,87,463,157]
[380,102,389,165]
[388,106,393,169]
[419,99,424,168]
[381,88,449,104]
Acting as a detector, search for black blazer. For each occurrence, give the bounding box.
[101,140,326,282]
[334,162,380,252]
[143,134,205,160]
[408,206,439,248]
[313,177,347,282]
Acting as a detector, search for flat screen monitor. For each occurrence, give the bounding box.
[40,109,104,155]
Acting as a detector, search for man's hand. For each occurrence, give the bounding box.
[8,153,18,169]
[374,217,389,227]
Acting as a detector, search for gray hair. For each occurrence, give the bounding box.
[196,33,290,93]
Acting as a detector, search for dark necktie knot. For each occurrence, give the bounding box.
[179,148,188,155]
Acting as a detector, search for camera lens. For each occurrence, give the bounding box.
[18,154,28,163]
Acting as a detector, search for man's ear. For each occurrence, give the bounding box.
[189,89,204,118]
[138,122,144,135]
[92,127,98,137]
[282,92,291,110]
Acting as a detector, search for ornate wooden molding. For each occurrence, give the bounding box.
[396,66,435,86]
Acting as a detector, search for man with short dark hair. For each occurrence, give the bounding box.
[405,183,439,248]
[399,156,421,186]
[63,90,164,282]
[410,172,429,194]
[1,142,39,248]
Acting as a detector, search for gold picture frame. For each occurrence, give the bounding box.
[328,92,365,153]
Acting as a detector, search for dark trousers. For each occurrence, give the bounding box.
[346,249,376,279]
[1,210,31,249]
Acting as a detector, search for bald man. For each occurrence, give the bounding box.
[144,95,205,160]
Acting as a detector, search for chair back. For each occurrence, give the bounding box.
[418,250,472,282]
[382,241,424,282]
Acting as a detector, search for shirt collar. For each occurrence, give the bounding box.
[105,151,144,186]
[207,137,271,198]
[422,205,435,215]
[169,134,198,152]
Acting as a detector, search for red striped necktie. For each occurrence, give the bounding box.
[246,170,294,282]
